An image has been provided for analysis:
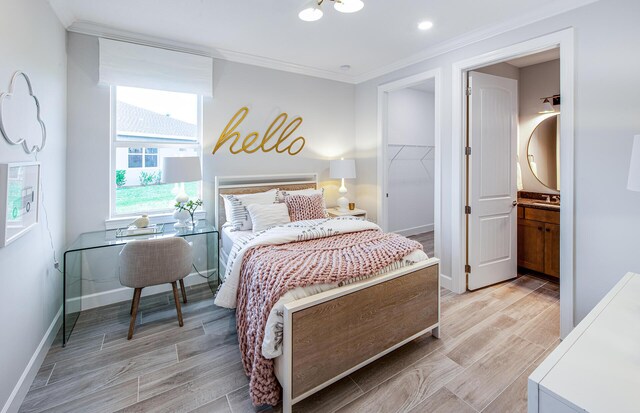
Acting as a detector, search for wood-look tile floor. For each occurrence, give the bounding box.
[21,274,560,413]
[410,231,434,258]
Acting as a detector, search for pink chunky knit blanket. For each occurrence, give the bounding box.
[235,229,422,406]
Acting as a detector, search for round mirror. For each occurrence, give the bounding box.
[527,114,560,191]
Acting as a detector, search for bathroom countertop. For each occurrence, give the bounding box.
[518,198,560,211]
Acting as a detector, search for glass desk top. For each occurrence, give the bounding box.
[66,222,218,252]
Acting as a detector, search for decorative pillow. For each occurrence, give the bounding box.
[246,203,291,233]
[277,188,324,202]
[221,189,278,231]
[285,194,326,222]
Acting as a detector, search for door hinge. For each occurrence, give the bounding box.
[465,205,471,214]
[465,264,471,273]
[465,86,472,96]
[465,146,471,156]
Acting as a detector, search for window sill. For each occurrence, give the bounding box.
[105,210,207,230]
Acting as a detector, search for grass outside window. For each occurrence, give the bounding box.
[115,182,200,215]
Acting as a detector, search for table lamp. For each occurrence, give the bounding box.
[330,158,356,212]
[628,135,640,191]
[162,156,202,227]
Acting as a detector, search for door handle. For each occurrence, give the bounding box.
[512,200,518,207]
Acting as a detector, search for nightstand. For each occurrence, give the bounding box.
[326,207,367,219]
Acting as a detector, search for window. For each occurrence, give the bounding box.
[127,147,158,168]
[111,86,202,217]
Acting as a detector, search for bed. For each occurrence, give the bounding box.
[214,173,440,413]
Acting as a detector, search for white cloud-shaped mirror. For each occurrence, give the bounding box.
[0,71,47,154]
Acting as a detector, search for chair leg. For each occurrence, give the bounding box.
[179,279,187,304]
[128,288,142,340]
[171,282,184,327]
[130,289,136,315]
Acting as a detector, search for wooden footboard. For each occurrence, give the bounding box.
[276,258,440,413]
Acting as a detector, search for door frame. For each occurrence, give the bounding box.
[377,68,444,287]
[451,28,575,338]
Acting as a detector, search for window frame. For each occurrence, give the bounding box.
[109,85,204,219]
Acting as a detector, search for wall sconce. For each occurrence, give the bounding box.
[539,94,561,114]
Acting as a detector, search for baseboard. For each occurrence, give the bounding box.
[395,224,434,237]
[440,273,453,292]
[78,271,213,311]
[2,306,62,413]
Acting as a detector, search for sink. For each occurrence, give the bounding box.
[530,202,560,209]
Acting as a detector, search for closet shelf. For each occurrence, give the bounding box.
[387,144,436,179]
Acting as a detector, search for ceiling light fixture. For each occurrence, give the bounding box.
[299,0,364,22]
[299,0,324,21]
[334,0,364,13]
[418,20,434,30]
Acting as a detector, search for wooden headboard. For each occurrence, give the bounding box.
[214,173,318,231]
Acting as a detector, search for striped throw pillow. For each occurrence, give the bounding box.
[221,189,278,231]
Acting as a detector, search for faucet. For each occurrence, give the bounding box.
[543,195,551,202]
[552,195,560,204]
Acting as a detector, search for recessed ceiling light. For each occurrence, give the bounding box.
[418,20,434,31]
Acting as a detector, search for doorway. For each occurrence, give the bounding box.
[452,29,575,338]
[377,69,443,283]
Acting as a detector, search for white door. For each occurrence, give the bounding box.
[467,71,518,290]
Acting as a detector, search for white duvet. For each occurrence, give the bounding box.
[214,217,428,359]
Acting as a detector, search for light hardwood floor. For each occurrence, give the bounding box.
[21,274,559,413]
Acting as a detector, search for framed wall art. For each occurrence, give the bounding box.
[0,162,40,247]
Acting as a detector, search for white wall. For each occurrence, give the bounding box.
[355,0,640,323]
[66,32,356,298]
[387,88,435,234]
[0,0,67,410]
[519,59,561,194]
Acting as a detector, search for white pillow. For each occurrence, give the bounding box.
[221,189,278,231]
[277,188,324,202]
[246,203,291,233]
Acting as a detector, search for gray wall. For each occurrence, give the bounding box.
[66,32,356,298]
[354,0,640,323]
[519,59,561,194]
[0,0,67,409]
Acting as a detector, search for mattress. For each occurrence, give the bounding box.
[221,225,252,258]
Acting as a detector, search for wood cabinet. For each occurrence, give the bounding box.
[544,223,560,277]
[518,206,559,278]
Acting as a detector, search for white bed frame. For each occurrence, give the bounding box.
[214,173,440,413]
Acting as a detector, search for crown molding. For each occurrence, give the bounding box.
[353,0,599,83]
[65,21,357,84]
[55,0,599,86]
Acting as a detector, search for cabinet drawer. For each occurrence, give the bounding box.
[517,206,524,219]
[524,208,560,224]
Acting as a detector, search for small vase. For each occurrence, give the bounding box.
[187,217,198,229]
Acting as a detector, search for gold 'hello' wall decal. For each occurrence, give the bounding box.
[213,107,306,156]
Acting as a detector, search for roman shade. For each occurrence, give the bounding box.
[99,38,213,97]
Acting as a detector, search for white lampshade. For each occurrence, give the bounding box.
[334,0,364,13]
[162,156,202,184]
[299,1,323,21]
[330,159,356,179]
[627,135,640,191]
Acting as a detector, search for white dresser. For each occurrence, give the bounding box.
[528,272,640,412]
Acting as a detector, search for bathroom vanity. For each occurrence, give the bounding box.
[517,194,560,278]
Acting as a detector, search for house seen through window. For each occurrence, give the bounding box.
[112,86,202,216]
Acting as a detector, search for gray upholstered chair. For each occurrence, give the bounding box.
[119,237,193,339]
